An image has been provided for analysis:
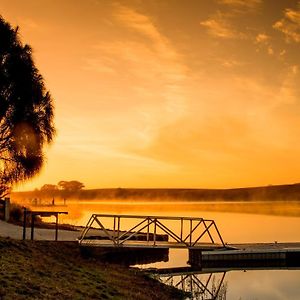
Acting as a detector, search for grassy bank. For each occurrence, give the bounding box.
[0,237,185,299]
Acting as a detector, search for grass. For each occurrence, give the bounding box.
[0,237,185,300]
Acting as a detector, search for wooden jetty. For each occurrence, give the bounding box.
[23,208,68,241]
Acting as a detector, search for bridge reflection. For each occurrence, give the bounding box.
[148,262,300,300]
[156,271,227,300]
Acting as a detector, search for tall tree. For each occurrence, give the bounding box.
[0,16,55,196]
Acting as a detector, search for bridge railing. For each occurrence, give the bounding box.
[78,214,225,249]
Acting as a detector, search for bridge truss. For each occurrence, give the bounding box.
[78,214,225,249]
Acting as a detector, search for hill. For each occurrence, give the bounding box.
[12,183,300,202]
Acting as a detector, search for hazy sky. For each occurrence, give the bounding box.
[1,0,300,190]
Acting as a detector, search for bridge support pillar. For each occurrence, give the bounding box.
[188,249,202,267]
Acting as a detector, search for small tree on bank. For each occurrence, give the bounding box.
[40,184,58,198]
[0,16,55,196]
[58,181,85,193]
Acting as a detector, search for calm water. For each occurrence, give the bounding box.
[153,269,300,300]
[28,200,300,299]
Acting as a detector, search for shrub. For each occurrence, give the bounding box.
[9,203,24,222]
[9,203,41,224]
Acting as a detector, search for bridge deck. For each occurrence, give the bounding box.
[79,239,225,249]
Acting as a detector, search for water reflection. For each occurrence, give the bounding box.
[148,264,300,300]
[139,248,300,300]
[155,271,227,300]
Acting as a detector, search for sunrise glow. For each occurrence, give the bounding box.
[2,0,300,190]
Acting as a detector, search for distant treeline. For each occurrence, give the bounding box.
[11,183,300,202]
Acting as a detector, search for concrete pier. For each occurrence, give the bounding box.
[189,242,300,267]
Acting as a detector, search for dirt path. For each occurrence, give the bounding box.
[0,220,81,241]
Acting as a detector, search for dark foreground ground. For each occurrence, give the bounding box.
[0,237,185,300]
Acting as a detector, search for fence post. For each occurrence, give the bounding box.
[23,207,27,240]
[55,214,58,241]
[4,197,10,221]
[31,214,35,240]
[154,219,157,246]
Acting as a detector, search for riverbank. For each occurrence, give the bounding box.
[12,183,300,202]
[0,237,185,299]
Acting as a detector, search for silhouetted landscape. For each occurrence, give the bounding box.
[12,183,300,202]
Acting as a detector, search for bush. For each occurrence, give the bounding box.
[9,203,42,224]
[9,203,24,222]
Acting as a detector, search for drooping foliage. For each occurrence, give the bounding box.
[0,16,55,196]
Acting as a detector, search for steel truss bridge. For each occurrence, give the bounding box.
[78,214,226,249]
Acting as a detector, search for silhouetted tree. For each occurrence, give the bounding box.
[40,184,58,197]
[0,16,55,197]
[40,184,58,191]
[58,180,84,192]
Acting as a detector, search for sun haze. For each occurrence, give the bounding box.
[2,0,300,190]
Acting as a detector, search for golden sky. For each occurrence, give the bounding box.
[1,0,300,190]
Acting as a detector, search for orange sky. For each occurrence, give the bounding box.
[1,0,300,190]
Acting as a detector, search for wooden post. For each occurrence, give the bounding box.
[4,197,10,221]
[154,219,157,246]
[147,218,150,242]
[190,219,192,247]
[23,208,27,240]
[55,214,58,241]
[31,214,35,240]
[117,217,120,246]
[113,216,116,237]
[180,218,183,242]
